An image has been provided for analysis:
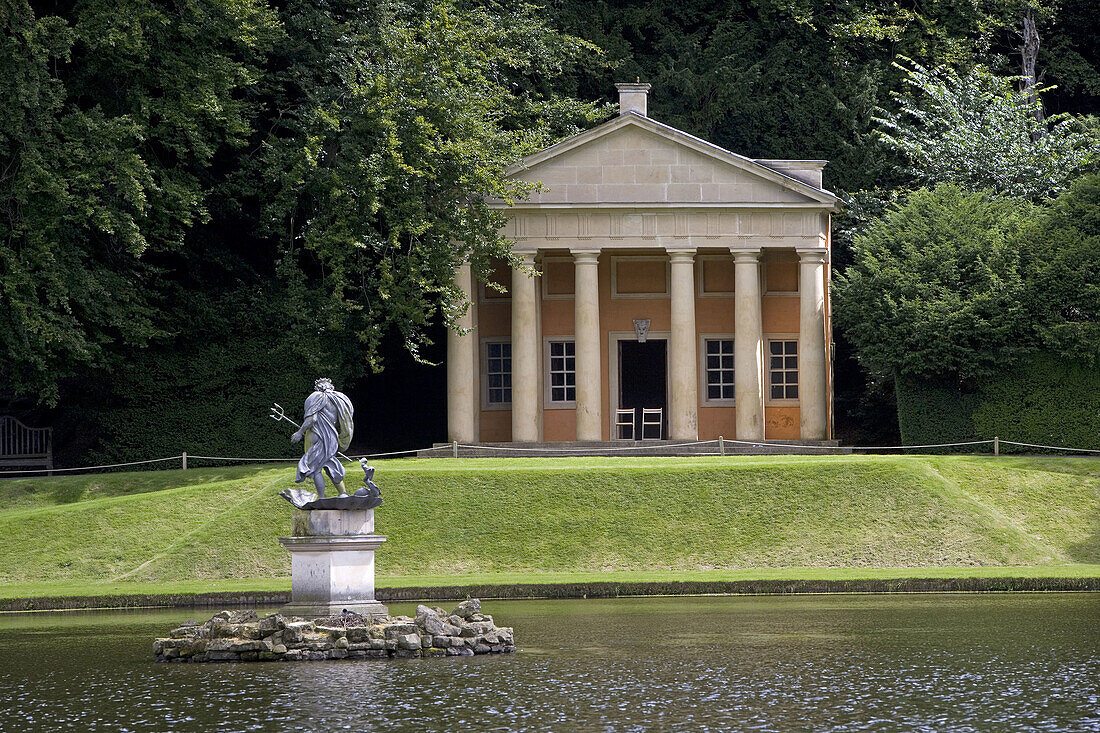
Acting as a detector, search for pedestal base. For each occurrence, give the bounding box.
[279,509,387,618]
[279,600,390,617]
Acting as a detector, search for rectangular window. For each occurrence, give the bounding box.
[704,339,735,401]
[769,340,798,400]
[486,342,512,405]
[548,341,576,403]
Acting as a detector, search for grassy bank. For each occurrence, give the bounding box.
[2,455,1097,602]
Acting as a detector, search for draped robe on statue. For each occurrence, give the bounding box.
[295,388,354,486]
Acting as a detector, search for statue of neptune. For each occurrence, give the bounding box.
[291,378,354,498]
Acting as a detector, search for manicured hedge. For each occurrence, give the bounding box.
[895,352,1100,451]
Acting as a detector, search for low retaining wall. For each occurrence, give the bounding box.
[5,575,1099,612]
[154,599,515,663]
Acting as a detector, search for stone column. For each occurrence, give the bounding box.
[446,262,477,443]
[572,250,602,441]
[668,249,698,440]
[733,249,764,441]
[798,248,828,440]
[511,253,541,442]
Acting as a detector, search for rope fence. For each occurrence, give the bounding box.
[1,436,1097,476]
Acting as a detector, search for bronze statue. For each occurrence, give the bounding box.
[291,378,354,498]
[271,380,383,510]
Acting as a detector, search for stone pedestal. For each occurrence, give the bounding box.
[279,509,388,617]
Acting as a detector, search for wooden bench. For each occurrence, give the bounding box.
[0,416,53,474]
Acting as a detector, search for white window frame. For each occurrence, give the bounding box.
[610,255,670,299]
[699,334,736,405]
[481,339,512,410]
[765,336,800,404]
[544,337,577,409]
[695,255,736,298]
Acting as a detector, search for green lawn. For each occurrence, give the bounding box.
[2,454,1097,600]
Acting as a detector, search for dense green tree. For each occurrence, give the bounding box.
[0,0,280,404]
[251,0,608,372]
[1020,174,1100,361]
[834,185,1035,383]
[875,58,1099,201]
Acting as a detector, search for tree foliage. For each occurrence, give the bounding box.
[0,0,279,403]
[834,185,1035,383]
[252,0,608,370]
[875,58,1099,201]
[1020,174,1100,361]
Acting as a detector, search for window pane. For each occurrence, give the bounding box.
[787,342,796,355]
[709,385,721,400]
[565,386,575,401]
[707,355,720,369]
[503,374,511,388]
[721,355,733,369]
[788,385,798,399]
[565,342,575,355]
[770,342,782,355]
[785,356,797,369]
[771,385,784,399]
[770,357,783,369]
[707,341,720,354]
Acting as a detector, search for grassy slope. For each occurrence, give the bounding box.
[1,455,1096,597]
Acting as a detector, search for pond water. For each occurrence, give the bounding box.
[0,594,1097,731]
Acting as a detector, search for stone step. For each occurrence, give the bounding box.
[417,440,851,458]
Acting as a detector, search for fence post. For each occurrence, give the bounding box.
[182,452,188,470]
[452,440,458,459]
[993,437,999,457]
[719,436,725,456]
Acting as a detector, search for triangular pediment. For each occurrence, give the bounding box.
[503,114,837,208]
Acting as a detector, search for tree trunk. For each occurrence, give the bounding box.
[1020,8,1045,139]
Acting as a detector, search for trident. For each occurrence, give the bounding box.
[270,403,356,463]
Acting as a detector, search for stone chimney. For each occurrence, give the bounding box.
[615,82,651,116]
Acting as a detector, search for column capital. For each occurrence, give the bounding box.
[571,249,601,264]
[667,248,696,264]
[730,248,762,263]
[796,248,828,264]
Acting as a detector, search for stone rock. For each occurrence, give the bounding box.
[396,633,422,650]
[452,599,481,619]
[170,623,200,639]
[258,614,285,635]
[208,651,239,662]
[228,610,258,624]
[384,623,419,639]
[423,647,446,657]
[272,644,287,655]
[283,621,313,644]
[335,637,350,649]
[394,649,420,658]
[346,627,371,643]
[420,615,445,636]
[440,622,462,636]
[415,604,437,618]
[447,615,464,626]
[207,638,235,652]
[473,643,491,655]
[229,640,264,653]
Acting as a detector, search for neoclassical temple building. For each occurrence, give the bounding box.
[446,84,838,445]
